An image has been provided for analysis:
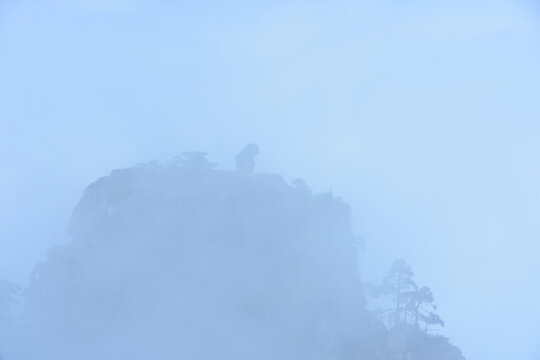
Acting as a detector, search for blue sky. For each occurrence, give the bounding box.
[1,1,540,359]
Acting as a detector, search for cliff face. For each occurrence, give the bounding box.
[9,162,465,360]
[16,163,368,360]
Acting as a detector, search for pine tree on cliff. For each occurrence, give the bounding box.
[369,259,444,332]
[380,259,418,325]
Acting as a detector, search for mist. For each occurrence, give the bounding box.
[2,1,540,359]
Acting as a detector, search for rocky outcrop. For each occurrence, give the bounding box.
[15,162,367,360]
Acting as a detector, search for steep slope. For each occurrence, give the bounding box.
[16,162,368,360]
[7,160,465,360]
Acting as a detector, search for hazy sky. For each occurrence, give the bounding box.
[1,1,540,359]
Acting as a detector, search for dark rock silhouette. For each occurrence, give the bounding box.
[5,156,464,360]
[235,144,259,172]
[14,160,367,360]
